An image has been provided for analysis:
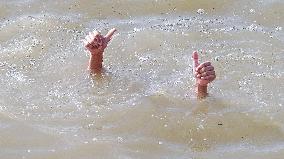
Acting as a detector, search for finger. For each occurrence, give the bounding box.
[86,35,93,44]
[105,28,117,42]
[196,74,202,78]
[89,32,95,40]
[196,61,211,72]
[192,51,199,69]
[97,35,104,45]
[93,30,100,36]
[202,75,216,81]
[91,31,100,42]
[205,65,214,71]
[194,71,198,76]
[195,71,206,78]
[87,44,95,50]
[201,71,215,77]
[92,37,99,46]
[194,72,200,78]
[98,44,104,51]
[199,65,214,73]
[82,39,89,46]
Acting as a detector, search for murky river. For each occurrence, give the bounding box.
[0,0,283,158]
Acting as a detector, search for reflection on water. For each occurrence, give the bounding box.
[0,0,284,158]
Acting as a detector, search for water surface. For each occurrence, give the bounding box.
[0,0,284,158]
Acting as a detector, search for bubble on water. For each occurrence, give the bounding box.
[0,62,6,67]
[158,141,163,145]
[138,56,149,62]
[117,136,123,143]
[133,27,142,32]
[249,9,255,13]
[0,106,7,111]
[275,26,282,31]
[197,9,205,15]
[7,71,27,82]
[214,56,220,61]
[246,24,262,31]
[49,149,55,152]
[198,124,204,130]
[247,24,258,31]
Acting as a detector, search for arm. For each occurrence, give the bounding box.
[196,84,208,98]
[192,51,216,98]
[88,52,103,72]
[83,28,117,74]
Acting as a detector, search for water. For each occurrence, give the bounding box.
[0,0,283,158]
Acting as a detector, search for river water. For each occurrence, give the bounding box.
[0,0,283,159]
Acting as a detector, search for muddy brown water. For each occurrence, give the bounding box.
[0,0,283,158]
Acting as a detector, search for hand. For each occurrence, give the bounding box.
[83,28,117,55]
[192,51,216,86]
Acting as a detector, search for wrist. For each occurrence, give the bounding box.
[88,52,103,72]
[90,50,104,56]
[195,83,208,98]
[196,84,207,90]
[90,54,102,60]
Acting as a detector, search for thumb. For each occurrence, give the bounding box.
[192,51,199,70]
[105,28,117,43]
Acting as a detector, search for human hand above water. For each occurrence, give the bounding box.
[82,28,117,73]
[192,51,216,86]
[83,28,117,55]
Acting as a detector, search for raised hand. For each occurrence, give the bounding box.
[192,51,216,86]
[82,28,117,73]
[192,51,216,96]
[83,28,117,55]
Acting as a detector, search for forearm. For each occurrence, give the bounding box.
[88,52,103,73]
[196,84,208,98]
